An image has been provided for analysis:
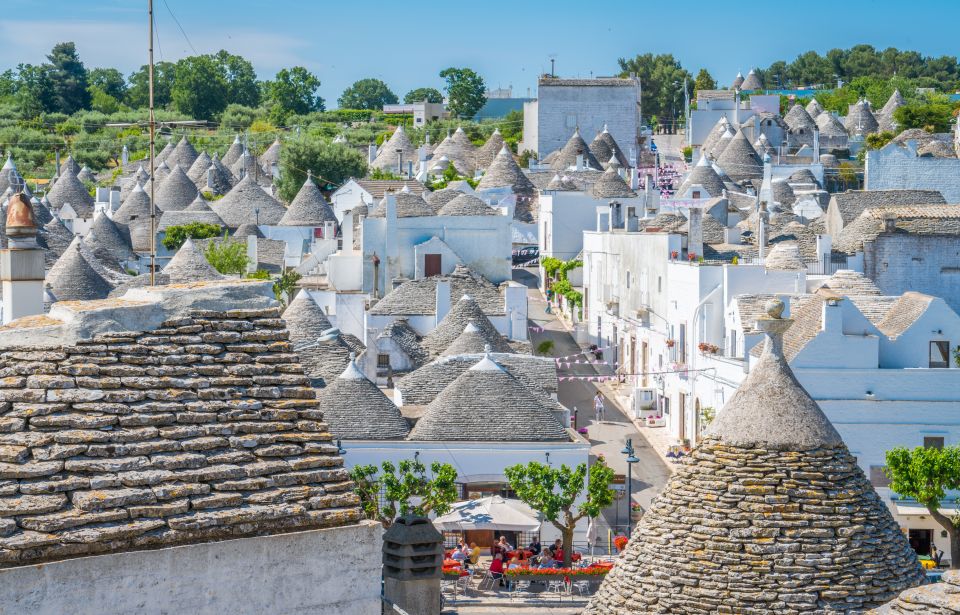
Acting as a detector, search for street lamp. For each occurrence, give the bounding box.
[621,438,639,532]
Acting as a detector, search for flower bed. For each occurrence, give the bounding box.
[504,566,610,580]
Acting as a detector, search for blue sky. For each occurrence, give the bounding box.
[1,0,958,106]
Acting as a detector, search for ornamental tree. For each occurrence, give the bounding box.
[505,458,615,567]
[404,87,443,104]
[885,445,960,568]
[338,78,398,111]
[350,459,458,527]
[204,234,248,275]
[275,138,366,203]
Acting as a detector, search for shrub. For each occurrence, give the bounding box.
[162,222,223,251]
[204,234,248,274]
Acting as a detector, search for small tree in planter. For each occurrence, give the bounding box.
[505,458,615,568]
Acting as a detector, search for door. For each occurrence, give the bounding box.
[641,342,649,387]
[630,336,637,381]
[424,253,442,277]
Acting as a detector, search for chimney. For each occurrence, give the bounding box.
[435,279,451,325]
[121,144,129,166]
[816,234,832,269]
[883,214,897,233]
[644,173,655,213]
[207,167,215,189]
[733,90,741,128]
[822,296,844,333]
[342,209,355,252]
[368,143,377,164]
[245,234,258,275]
[271,162,279,179]
[757,201,769,262]
[630,167,639,190]
[813,127,821,160]
[687,207,704,259]
[576,150,584,172]
[1,193,45,323]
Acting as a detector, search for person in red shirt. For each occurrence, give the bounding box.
[489,553,505,586]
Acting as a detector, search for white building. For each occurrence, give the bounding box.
[865,138,960,202]
[582,222,960,563]
[329,178,425,222]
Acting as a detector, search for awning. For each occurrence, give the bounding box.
[894,502,960,517]
[432,496,542,532]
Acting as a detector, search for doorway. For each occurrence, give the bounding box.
[678,394,686,442]
[909,529,932,556]
[424,254,442,277]
[641,342,648,387]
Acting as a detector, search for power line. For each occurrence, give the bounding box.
[162,0,197,55]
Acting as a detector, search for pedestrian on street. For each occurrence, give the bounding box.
[594,391,605,423]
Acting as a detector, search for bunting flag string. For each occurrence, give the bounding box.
[552,346,613,362]
[528,325,545,333]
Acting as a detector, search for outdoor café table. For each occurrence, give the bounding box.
[443,559,462,568]
[507,550,533,560]
[553,551,582,563]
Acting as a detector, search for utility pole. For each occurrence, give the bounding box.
[148,0,157,285]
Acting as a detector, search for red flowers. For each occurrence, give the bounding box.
[613,535,629,551]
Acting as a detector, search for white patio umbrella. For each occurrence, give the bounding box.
[432,495,542,532]
[586,516,598,556]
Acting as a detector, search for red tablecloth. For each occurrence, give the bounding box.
[443,559,461,568]
[506,549,533,560]
[553,550,582,562]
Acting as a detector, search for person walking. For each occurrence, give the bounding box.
[594,391,605,423]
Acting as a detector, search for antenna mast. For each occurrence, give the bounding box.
[148,0,157,285]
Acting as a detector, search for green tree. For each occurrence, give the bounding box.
[127,61,176,108]
[439,67,486,119]
[0,69,15,101]
[404,87,443,104]
[693,68,716,96]
[219,104,260,131]
[46,42,90,114]
[172,55,229,121]
[865,131,896,151]
[505,458,615,568]
[213,50,260,107]
[275,139,366,202]
[500,109,524,146]
[162,222,223,250]
[338,78,398,110]
[617,54,691,127]
[265,66,323,123]
[204,234,248,274]
[273,269,301,305]
[893,101,957,133]
[14,63,56,117]
[88,68,127,101]
[89,88,121,114]
[349,459,458,527]
[885,445,960,567]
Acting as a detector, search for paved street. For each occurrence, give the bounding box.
[514,269,671,539]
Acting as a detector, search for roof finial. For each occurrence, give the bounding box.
[755,297,791,359]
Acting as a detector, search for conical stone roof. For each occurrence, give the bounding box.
[84,212,135,263]
[260,138,281,169]
[153,160,171,182]
[550,128,602,171]
[845,100,880,136]
[476,145,536,195]
[113,183,153,226]
[279,174,337,226]
[677,156,726,198]
[439,193,497,216]
[154,141,175,165]
[476,128,505,170]
[590,125,631,169]
[422,293,514,356]
[211,174,287,227]
[59,154,81,177]
[313,359,410,440]
[166,136,198,171]
[430,127,478,176]
[591,164,637,198]
[806,98,824,119]
[739,68,762,91]
[700,118,729,158]
[200,153,236,195]
[163,238,224,282]
[47,237,114,301]
[40,216,75,267]
[585,301,923,614]
[367,190,434,218]
[425,187,468,212]
[186,150,213,185]
[233,223,264,238]
[46,167,95,216]
[231,152,268,183]
[764,240,806,270]
[221,135,244,168]
[185,192,212,212]
[155,164,198,212]
[881,89,906,118]
[120,166,147,201]
[731,71,744,90]
[282,290,360,387]
[712,127,735,158]
[816,111,848,137]
[440,322,515,357]
[371,125,418,172]
[76,166,96,184]
[784,104,816,133]
[407,354,568,441]
[715,129,763,183]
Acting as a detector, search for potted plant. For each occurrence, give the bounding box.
[630,504,644,520]
[670,250,679,260]
[687,253,697,262]
[613,535,629,552]
[697,342,719,354]
[665,339,675,348]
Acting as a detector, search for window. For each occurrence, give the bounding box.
[678,323,687,364]
[692,190,701,199]
[930,341,950,368]
[377,354,390,369]
[657,276,662,293]
[924,436,945,449]
[626,271,631,289]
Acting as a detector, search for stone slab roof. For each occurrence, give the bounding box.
[355,180,425,201]
[313,361,409,440]
[379,319,429,369]
[421,294,513,357]
[0,299,361,568]
[368,266,504,316]
[830,189,946,226]
[836,205,960,254]
[406,356,568,442]
[539,77,636,87]
[875,292,934,339]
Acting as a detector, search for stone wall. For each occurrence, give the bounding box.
[865,146,960,202]
[865,234,960,314]
[0,306,362,567]
[536,84,640,159]
[0,521,382,615]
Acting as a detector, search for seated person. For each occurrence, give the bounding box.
[507,555,522,570]
[489,553,505,585]
[451,546,468,561]
[497,536,514,553]
[537,549,557,569]
[469,542,481,565]
[528,539,542,555]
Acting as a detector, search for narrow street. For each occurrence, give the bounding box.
[514,269,671,542]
